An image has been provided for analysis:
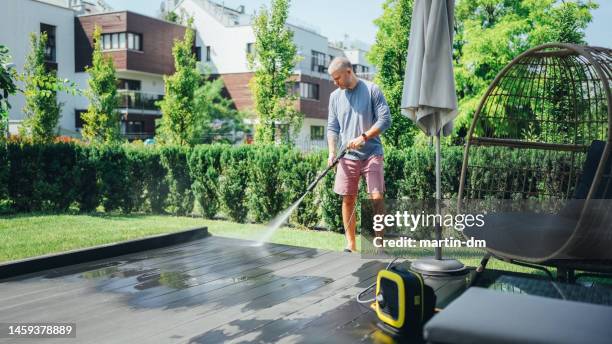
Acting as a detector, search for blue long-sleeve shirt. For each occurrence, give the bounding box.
[327,79,391,160]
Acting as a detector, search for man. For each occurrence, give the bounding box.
[327,57,391,252]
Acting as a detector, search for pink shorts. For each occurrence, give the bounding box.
[334,155,385,196]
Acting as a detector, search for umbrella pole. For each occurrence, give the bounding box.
[410,130,467,276]
[435,131,442,260]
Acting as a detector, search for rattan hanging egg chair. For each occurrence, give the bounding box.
[458,43,612,281]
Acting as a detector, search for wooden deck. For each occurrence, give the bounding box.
[0,235,470,344]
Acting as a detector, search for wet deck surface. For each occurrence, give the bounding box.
[0,236,471,344]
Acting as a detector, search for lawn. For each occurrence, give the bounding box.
[0,213,351,263]
[0,213,541,275]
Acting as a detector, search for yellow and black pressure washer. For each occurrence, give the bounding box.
[357,259,436,337]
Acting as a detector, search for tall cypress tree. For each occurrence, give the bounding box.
[368,0,417,149]
[156,21,201,146]
[248,0,302,144]
[82,26,121,143]
[20,32,62,143]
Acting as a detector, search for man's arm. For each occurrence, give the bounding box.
[368,84,391,137]
[327,96,340,166]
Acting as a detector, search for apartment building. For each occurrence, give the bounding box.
[172,0,376,150]
[1,0,187,139]
[74,11,187,139]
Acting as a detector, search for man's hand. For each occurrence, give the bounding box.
[347,135,366,150]
[327,153,336,167]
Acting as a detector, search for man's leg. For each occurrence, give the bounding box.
[334,158,360,252]
[342,194,358,251]
[363,156,386,252]
[370,192,385,238]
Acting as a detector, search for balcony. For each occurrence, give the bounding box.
[117,90,164,114]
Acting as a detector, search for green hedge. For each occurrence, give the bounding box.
[2,142,527,232]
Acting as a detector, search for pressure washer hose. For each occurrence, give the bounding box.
[356,257,399,304]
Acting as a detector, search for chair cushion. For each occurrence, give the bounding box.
[463,212,576,260]
[424,287,612,344]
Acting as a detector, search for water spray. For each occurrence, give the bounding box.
[254,147,349,246]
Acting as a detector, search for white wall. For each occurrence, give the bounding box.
[1,0,78,135]
[178,0,255,74]
[178,0,336,79]
[291,24,331,79]
[116,71,165,94]
[294,117,328,152]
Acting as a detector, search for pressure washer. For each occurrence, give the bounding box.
[357,259,436,338]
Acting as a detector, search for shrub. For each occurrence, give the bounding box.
[247,145,287,222]
[7,143,43,211]
[74,144,99,212]
[0,143,9,211]
[140,147,168,213]
[160,146,194,215]
[92,144,131,213]
[320,166,343,232]
[280,149,324,228]
[37,143,79,211]
[218,146,251,222]
[189,144,224,218]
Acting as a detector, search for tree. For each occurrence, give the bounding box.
[0,45,17,140]
[20,32,63,143]
[158,1,183,24]
[452,0,598,140]
[368,0,417,149]
[156,21,201,146]
[82,26,121,143]
[248,0,302,144]
[194,77,245,144]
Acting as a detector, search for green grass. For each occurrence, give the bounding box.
[0,213,356,263]
[0,214,549,276]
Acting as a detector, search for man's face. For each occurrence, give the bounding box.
[330,68,352,89]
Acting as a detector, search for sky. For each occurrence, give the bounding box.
[105,0,612,48]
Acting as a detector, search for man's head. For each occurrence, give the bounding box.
[328,57,357,90]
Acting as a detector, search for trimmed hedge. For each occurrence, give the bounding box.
[9,142,568,232]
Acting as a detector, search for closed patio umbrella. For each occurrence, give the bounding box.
[401,0,466,275]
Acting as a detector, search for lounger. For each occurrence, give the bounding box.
[462,140,612,270]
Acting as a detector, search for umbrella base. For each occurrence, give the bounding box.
[410,257,468,276]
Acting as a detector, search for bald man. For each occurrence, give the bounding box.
[327,57,391,252]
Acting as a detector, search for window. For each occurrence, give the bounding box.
[127,33,134,49]
[75,110,86,129]
[103,34,111,50]
[299,82,319,100]
[134,33,141,50]
[352,64,370,74]
[310,125,324,140]
[206,46,211,62]
[40,23,56,62]
[195,46,201,61]
[127,121,145,133]
[328,54,334,66]
[117,78,141,91]
[311,50,326,73]
[102,32,142,51]
[119,32,126,49]
[111,33,119,49]
[246,42,254,54]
